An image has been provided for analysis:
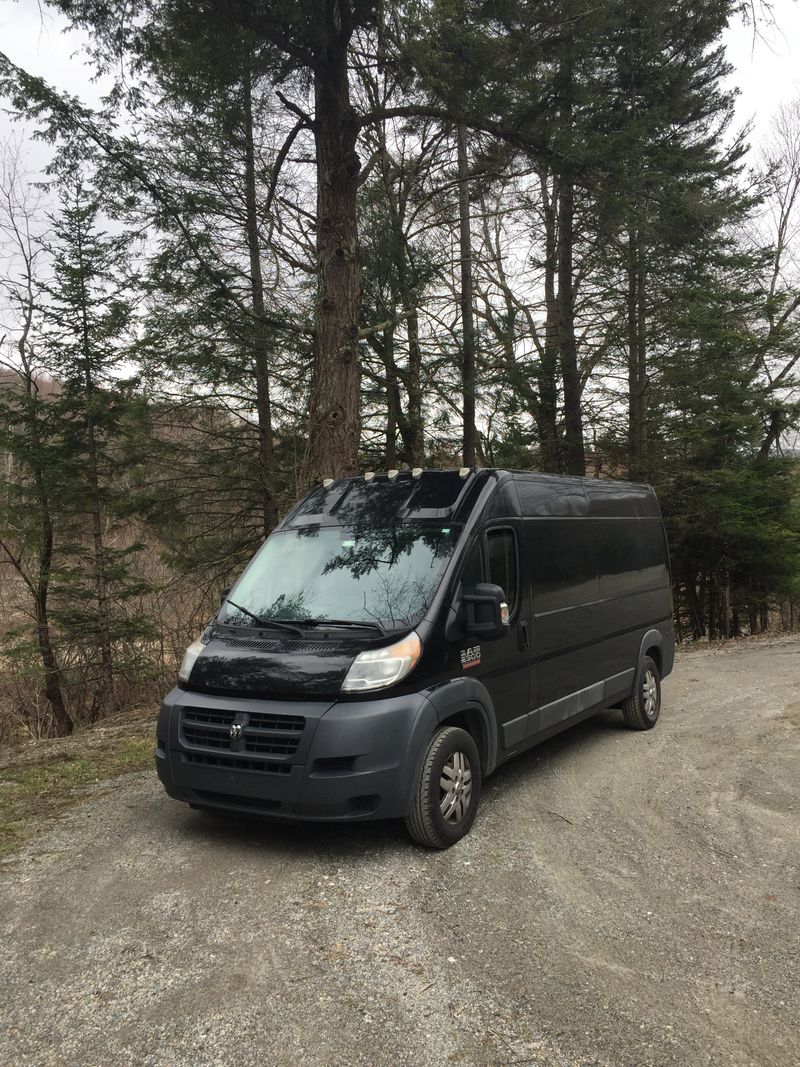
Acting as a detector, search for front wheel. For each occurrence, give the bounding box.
[622,655,661,730]
[405,726,482,849]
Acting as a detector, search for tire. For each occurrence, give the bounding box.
[622,655,661,730]
[404,726,481,849]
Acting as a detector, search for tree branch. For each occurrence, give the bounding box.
[265,118,307,215]
[0,52,302,336]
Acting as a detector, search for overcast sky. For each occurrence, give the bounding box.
[1,0,799,176]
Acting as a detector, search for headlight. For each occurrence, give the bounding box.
[178,638,206,684]
[341,631,422,693]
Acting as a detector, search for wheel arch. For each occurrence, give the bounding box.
[442,705,492,776]
[424,679,499,775]
[637,628,665,680]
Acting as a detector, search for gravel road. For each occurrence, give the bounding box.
[2,639,799,1067]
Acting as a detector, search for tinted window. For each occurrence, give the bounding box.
[487,529,518,609]
[528,521,598,613]
[595,519,668,597]
[584,481,661,518]
[460,539,484,596]
[515,476,588,517]
[407,471,467,509]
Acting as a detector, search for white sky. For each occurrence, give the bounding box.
[0,0,799,174]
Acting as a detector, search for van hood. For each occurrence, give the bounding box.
[184,634,360,698]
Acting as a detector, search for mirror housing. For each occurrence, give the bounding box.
[462,582,510,640]
[220,585,231,606]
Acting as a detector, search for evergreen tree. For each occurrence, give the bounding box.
[38,174,153,716]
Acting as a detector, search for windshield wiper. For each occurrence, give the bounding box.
[299,618,385,636]
[223,599,304,637]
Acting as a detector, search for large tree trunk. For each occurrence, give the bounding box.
[556,177,586,476]
[457,125,476,467]
[627,225,649,480]
[307,14,362,481]
[243,73,277,533]
[538,173,561,472]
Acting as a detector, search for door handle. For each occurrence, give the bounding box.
[519,619,530,652]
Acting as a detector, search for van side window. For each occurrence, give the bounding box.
[486,528,518,610]
[527,522,597,612]
[461,540,484,596]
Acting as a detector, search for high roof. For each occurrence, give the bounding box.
[280,468,493,527]
[279,467,661,527]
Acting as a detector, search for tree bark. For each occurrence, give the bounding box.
[403,306,424,465]
[242,72,278,533]
[393,261,424,465]
[381,131,425,467]
[457,124,476,467]
[556,177,586,476]
[307,9,362,481]
[34,481,71,736]
[627,226,649,480]
[539,173,561,472]
[383,324,398,468]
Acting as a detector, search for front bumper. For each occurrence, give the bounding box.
[155,686,437,822]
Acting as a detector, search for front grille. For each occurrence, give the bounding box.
[180,706,306,762]
[182,751,291,775]
[182,723,230,750]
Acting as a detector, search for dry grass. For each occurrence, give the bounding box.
[0,706,157,859]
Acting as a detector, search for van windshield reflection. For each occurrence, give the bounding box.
[223,524,462,633]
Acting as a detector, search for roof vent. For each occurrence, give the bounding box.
[323,478,334,488]
[459,467,470,479]
[412,467,423,478]
[387,469,399,481]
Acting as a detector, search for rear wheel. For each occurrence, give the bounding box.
[405,726,481,849]
[622,655,661,730]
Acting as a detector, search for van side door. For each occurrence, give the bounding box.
[459,522,532,752]
[525,517,602,730]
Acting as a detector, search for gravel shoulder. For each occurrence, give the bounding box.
[1,639,799,1067]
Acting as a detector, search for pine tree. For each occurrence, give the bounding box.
[38,174,152,716]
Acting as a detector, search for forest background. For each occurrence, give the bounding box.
[1,0,799,740]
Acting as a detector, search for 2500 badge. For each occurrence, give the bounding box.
[460,645,481,669]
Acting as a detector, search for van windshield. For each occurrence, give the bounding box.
[223,524,461,632]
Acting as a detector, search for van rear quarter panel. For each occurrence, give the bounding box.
[516,475,673,712]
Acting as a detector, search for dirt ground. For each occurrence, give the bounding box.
[1,639,799,1067]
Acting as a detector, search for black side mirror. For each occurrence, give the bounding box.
[463,582,510,640]
[220,585,231,606]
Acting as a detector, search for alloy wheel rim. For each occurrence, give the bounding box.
[440,750,473,824]
[643,670,658,717]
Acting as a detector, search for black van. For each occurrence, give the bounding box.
[156,468,674,848]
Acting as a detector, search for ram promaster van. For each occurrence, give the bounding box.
[156,468,675,848]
